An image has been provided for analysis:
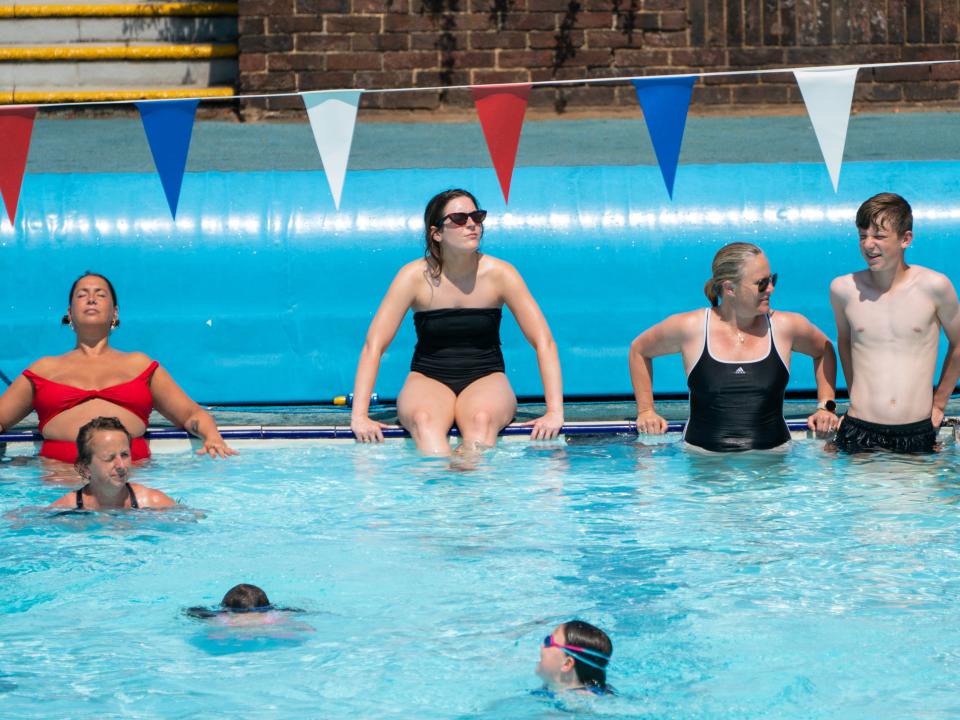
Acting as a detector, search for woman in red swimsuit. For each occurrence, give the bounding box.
[0,272,236,462]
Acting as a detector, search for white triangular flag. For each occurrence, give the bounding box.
[301,90,363,209]
[794,66,859,192]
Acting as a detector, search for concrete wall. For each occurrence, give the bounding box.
[237,0,960,116]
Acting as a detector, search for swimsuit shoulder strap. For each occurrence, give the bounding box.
[126,483,139,509]
[700,307,711,357]
[766,313,788,369]
[75,484,89,509]
[135,361,161,382]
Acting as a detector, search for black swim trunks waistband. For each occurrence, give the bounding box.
[833,414,938,454]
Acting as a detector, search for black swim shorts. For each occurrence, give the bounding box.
[833,415,939,454]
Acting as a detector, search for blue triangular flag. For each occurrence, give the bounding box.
[631,76,696,199]
[135,99,199,218]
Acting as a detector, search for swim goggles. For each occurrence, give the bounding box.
[542,635,610,670]
[438,210,487,227]
[755,273,778,292]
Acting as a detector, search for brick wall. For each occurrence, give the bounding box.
[237,0,960,116]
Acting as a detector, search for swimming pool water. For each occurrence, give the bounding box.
[3,437,960,718]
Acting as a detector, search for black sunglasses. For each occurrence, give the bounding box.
[755,273,778,292]
[438,210,487,227]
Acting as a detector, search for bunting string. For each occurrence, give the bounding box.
[2,59,958,222]
[17,59,959,109]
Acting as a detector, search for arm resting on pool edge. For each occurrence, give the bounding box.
[149,367,237,458]
[931,272,960,428]
[351,262,420,443]
[0,374,40,434]
[629,314,692,435]
[829,277,854,402]
[500,262,564,440]
[780,311,838,435]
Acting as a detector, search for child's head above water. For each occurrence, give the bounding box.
[221,583,270,611]
[185,583,282,621]
[537,620,613,693]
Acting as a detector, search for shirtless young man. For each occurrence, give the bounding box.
[829,193,960,453]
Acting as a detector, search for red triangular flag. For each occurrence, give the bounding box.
[470,84,531,204]
[0,106,37,225]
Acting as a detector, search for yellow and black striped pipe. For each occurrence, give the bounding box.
[0,3,237,18]
[0,44,238,60]
[0,86,236,103]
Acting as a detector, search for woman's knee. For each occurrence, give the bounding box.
[461,409,495,434]
[403,407,440,434]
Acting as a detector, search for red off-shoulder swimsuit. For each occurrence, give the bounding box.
[22,361,159,462]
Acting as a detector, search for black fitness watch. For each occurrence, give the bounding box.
[817,399,837,413]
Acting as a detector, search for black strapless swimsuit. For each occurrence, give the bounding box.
[410,308,506,395]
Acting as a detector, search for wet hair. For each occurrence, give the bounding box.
[222,583,271,610]
[184,585,303,619]
[856,192,912,236]
[703,242,763,307]
[422,188,482,279]
[75,416,132,467]
[62,271,120,327]
[563,620,613,691]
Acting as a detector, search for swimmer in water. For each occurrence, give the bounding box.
[186,583,301,622]
[536,620,613,695]
[186,584,310,636]
[216,584,277,626]
[49,416,175,510]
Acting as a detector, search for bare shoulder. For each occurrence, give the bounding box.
[391,259,433,292]
[49,491,76,508]
[397,258,428,278]
[771,310,818,340]
[25,354,63,375]
[480,255,526,294]
[118,350,156,371]
[770,309,802,326]
[912,265,957,296]
[481,253,518,278]
[829,272,856,298]
[132,483,176,509]
[659,308,706,337]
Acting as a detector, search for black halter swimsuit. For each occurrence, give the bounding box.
[75,483,140,509]
[683,309,791,452]
[410,308,506,395]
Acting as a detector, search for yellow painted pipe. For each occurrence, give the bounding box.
[11,86,236,103]
[0,3,237,18]
[0,44,238,60]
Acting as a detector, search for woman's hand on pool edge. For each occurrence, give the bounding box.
[807,408,839,436]
[351,416,388,443]
[196,436,238,459]
[520,410,564,440]
[635,410,669,435]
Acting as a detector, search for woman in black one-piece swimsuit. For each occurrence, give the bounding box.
[350,189,564,454]
[627,242,840,452]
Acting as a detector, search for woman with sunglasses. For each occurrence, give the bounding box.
[628,242,839,452]
[350,188,563,453]
[537,620,613,695]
